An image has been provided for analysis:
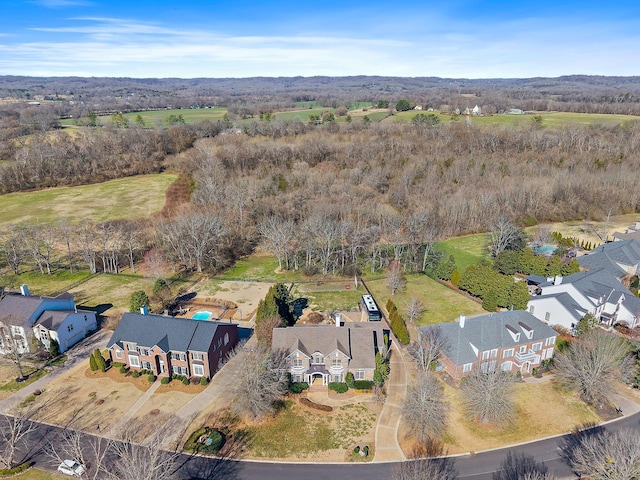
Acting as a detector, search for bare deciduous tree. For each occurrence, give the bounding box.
[258,215,295,271]
[404,296,425,325]
[555,330,630,406]
[232,346,288,419]
[392,457,457,480]
[461,368,516,424]
[386,261,405,296]
[108,433,179,480]
[488,217,525,257]
[402,372,448,444]
[46,430,111,480]
[562,428,640,480]
[0,225,25,274]
[493,451,554,480]
[0,413,36,469]
[408,325,447,371]
[0,314,31,380]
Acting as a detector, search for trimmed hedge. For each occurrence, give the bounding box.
[161,377,170,384]
[147,374,157,383]
[199,377,209,386]
[353,380,374,390]
[299,397,333,412]
[328,382,348,393]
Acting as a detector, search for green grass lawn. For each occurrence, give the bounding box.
[60,108,227,127]
[272,108,330,122]
[435,234,490,273]
[295,283,365,312]
[0,173,177,227]
[0,270,93,296]
[380,110,640,127]
[366,273,485,326]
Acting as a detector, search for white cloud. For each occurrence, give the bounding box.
[3,15,640,78]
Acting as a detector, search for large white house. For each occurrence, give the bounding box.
[0,285,97,354]
[527,268,640,331]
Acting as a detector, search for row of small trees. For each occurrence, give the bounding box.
[494,248,581,277]
[457,263,530,311]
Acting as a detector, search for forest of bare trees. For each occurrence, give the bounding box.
[2,111,640,278]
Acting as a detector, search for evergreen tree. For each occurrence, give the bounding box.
[49,339,60,358]
[89,353,98,371]
[93,349,107,372]
[482,290,498,312]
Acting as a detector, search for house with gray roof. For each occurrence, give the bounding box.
[527,268,640,330]
[612,220,640,242]
[106,311,238,380]
[578,239,640,279]
[0,285,97,355]
[271,322,388,385]
[428,311,557,380]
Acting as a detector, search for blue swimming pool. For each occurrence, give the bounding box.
[192,311,212,321]
[532,244,557,255]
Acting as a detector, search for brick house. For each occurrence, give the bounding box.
[271,322,388,385]
[428,311,557,380]
[106,312,238,380]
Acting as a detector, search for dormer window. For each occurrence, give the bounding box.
[312,353,323,364]
[506,324,520,342]
[519,321,534,339]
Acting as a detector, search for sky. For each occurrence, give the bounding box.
[1,0,639,79]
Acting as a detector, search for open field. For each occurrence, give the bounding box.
[0,173,176,227]
[366,273,485,326]
[382,110,640,127]
[60,108,228,127]
[436,234,490,273]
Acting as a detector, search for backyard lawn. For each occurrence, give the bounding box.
[435,234,490,273]
[366,273,485,326]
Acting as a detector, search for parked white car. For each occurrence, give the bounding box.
[57,459,85,477]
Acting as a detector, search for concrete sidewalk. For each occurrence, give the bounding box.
[0,329,112,414]
[373,341,407,462]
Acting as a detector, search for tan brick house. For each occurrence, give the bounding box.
[107,312,238,380]
[271,322,388,385]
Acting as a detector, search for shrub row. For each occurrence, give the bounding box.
[386,299,410,344]
[172,374,190,385]
[299,397,333,412]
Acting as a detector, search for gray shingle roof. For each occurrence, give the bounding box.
[272,323,386,370]
[427,311,556,366]
[35,310,71,330]
[578,239,640,277]
[107,313,230,353]
[561,268,640,315]
[0,294,47,327]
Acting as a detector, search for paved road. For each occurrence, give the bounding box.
[7,409,640,479]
